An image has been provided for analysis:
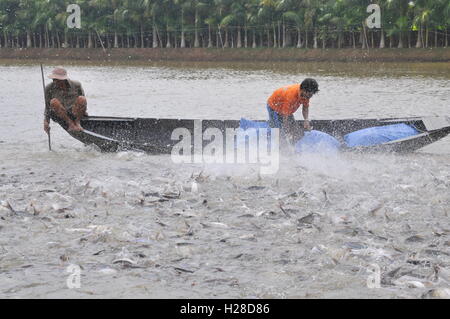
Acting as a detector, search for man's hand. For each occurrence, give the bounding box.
[44,120,51,134]
[304,120,312,131]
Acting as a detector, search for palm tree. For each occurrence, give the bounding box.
[174,0,188,47]
[375,0,389,48]
[276,0,297,47]
[161,0,177,48]
[443,0,450,47]
[1,0,448,49]
[259,0,279,48]
[17,0,38,48]
[149,0,163,48]
[282,10,304,48]
[386,0,412,48]
[303,0,322,49]
[219,13,233,48]
[430,0,448,47]
[191,0,210,47]
[421,0,447,47]
[243,0,260,48]
[0,0,20,48]
[204,14,218,48]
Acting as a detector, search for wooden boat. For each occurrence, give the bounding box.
[67,116,450,154]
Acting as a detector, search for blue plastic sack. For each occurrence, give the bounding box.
[237,118,271,150]
[239,118,269,130]
[295,130,341,154]
[344,124,419,148]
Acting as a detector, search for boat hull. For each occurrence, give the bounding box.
[68,116,450,154]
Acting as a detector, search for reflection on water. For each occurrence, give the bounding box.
[1,60,449,143]
[2,59,450,78]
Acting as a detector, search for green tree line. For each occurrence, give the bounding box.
[0,0,449,49]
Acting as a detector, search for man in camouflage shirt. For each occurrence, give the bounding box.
[44,67,88,133]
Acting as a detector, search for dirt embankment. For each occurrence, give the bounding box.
[1,48,450,62]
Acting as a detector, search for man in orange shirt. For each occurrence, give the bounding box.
[267,78,319,140]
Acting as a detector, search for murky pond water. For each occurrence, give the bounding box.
[0,60,449,298]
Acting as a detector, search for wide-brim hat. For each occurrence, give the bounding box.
[48,67,69,80]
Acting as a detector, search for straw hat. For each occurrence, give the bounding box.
[48,67,69,80]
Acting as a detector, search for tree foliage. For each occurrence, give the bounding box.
[0,0,448,48]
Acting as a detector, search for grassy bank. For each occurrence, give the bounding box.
[1,48,450,63]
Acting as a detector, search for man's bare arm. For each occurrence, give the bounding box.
[302,106,311,130]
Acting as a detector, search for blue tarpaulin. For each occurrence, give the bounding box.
[295,130,341,154]
[239,118,269,130]
[237,118,271,149]
[344,123,419,148]
[239,120,341,154]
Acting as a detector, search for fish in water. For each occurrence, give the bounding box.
[97,268,118,275]
[2,201,33,218]
[191,181,199,193]
[421,288,450,299]
[405,235,425,243]
[247,186,266,191]
[112,258,138,267]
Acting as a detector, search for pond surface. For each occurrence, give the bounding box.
[0,60,449,299]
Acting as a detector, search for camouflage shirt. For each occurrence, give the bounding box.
[44,79,85,121]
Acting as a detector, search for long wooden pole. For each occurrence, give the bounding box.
[362,21,370,52]
[40,63,51,151]
[95,29,106,53]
